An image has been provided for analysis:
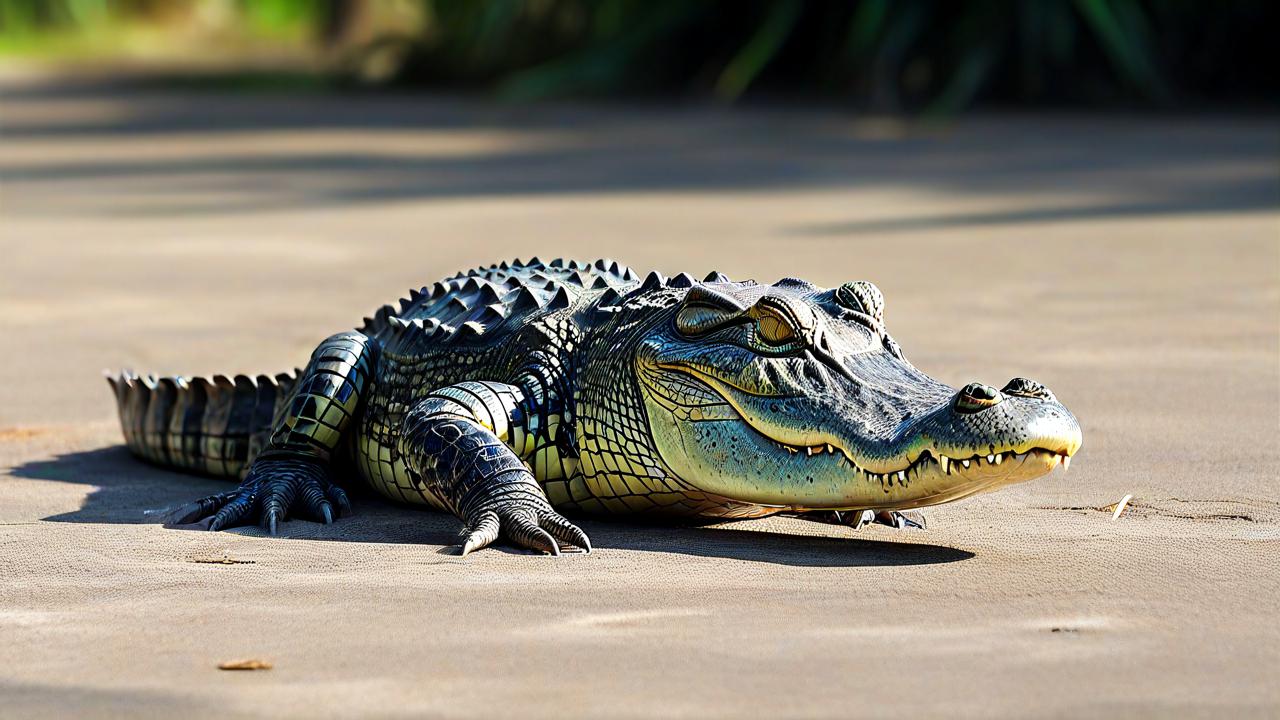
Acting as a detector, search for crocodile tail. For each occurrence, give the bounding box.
[105,370,301,478]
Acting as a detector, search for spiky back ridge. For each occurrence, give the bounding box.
[359,258,643,345]
[358,258,744,348]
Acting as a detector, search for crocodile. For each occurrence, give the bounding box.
[107,258,1082,555]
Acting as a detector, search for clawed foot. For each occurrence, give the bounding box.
[458,499,591,557]
[871,509,927,530]
[804,509,927,531]
[156,455,351,534]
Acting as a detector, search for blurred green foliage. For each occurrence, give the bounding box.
[1,0,1274,112]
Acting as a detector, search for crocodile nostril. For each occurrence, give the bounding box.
[964,382,997,400]
[1001,377,1056,401]
[955,382,1003,413]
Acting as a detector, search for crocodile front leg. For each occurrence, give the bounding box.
[164,331,376,533]
[400,381,590,556]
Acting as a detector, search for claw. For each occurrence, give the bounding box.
[154,498,214,526]
[297,480,330,522]
[873,510,927,530]
[460,533,495,556]
[155,490,238,525]
[321,504,333,525]
[262,478,297,518]
[532,528,561,556]
[898,510,927,530]
[265,507,281,536]
[852,509,875,529]
[540,513,592,553]
[208,494,252,532]
[459,511,500,556]
[563,525,592,554]
[508,514,560,555]
[261,497,286,535]
[153,503,193,525]
[328,486,353,518]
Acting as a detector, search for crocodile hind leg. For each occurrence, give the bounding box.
[399,381,591,556]
[166,331,377,534]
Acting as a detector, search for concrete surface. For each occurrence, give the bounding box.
[1,73,1278,718]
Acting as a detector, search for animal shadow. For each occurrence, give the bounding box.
[12,446,974,568]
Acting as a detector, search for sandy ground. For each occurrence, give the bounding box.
[1,72,1277,718]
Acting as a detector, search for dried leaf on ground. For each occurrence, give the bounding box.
[217,659,273,671]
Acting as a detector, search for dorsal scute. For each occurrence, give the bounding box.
[668,272,696,288]
[365,259,758,343]
[373,258,640,343]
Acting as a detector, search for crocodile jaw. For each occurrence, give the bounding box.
[745,443,1075,511]
[638,362,1082,511]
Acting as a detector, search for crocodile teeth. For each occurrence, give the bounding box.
[826,443,836,454]
[1062,456,1071,471]
[896,470,905,482]
[807,446,819,456]
[962,459,971,469]
[939,456,949,473]
[994,453,1003,465]
[987,454,996,463]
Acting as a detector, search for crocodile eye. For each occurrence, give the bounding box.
[754,308,797,346]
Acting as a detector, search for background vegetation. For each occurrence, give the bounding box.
[1,0,1274,113]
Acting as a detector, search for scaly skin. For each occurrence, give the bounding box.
[108,258,1082,555]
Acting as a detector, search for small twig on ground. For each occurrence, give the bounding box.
[1109,494,1134,520]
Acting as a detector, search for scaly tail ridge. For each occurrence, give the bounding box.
[106,369,300,478]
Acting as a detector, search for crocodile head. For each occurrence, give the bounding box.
[634,278,1082,511]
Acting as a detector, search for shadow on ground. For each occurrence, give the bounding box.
[11,446,973,568]
[0,682,202,720]
[2,78,1275,222]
